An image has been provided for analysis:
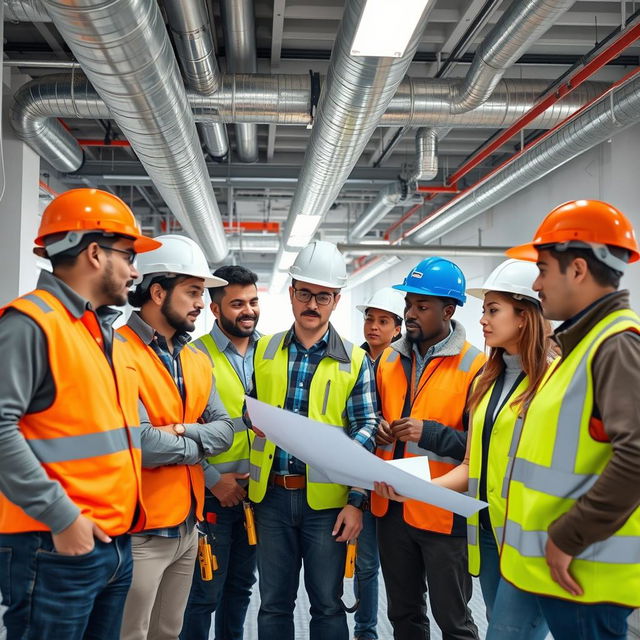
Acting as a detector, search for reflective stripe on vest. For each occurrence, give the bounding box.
[0,290,143,535]
[372,340,485,534]
[501,310,640,607]
[194,334,252,476]
[466,376,529,575]
[249,331,365,508]
[119,324,212,529]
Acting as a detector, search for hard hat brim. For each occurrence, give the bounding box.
[392,283,466,304]
[355,304,402,318]
[133,235,163,253]
[288,274,345,289]
[204,275,229,288]
[505,243,540,262]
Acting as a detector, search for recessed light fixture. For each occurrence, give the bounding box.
[351,0,434,58]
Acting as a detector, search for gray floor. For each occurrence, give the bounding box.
[238,569,489,640]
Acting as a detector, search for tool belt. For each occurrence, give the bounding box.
[269,473,306,490]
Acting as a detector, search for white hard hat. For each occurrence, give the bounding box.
[288,240,347,288]
[466,259,539,304]
[356,287,405,320]
[134,234,227,289]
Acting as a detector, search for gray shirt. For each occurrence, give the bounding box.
[493,353,523,420]
[412,325,454,386]
[0,271,124,534]
[126,312,234,468]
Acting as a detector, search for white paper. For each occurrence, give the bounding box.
[245,397,486,518]
[387,456,431,481]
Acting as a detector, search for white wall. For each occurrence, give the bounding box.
[351,122,640,346]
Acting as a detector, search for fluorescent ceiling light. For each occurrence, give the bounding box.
[288,215,322,248]
[277,250,299,272]
[351,0,433,58]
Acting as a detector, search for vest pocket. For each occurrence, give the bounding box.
[321,380,331,416]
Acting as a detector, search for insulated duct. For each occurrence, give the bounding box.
[10,73,606,169]
[39,0,228,262]
[221,0,258,163]
[163,0,229,159]
[450,0,576,113]
[410,127,438,182]
[348,182,422,242]
[4,0,49,21]
[410,72,640,245]
[280,0,435,250]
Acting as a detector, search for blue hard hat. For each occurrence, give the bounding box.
[393,257,467,306]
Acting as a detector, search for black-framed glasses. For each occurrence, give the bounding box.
[292,288,335,306]
[97,244,137,264]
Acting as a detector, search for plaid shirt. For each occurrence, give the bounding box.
[272,326,378,476]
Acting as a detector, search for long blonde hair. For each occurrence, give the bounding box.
[467,292,552,414]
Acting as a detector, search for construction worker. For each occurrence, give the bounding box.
[498,200,640,640]
[0,188,160,640]
[351,286,405,640]
[248,240,378,640]
[119,234,234,640]
[180,265,260,640]
[371,257,485,640]
[377,258,551,639]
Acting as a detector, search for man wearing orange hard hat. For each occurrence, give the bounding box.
[0,188,161,640]
[500,200,640,640]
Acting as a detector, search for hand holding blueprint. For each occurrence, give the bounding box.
[245,397,487,518]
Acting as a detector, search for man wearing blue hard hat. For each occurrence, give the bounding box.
[371,257,485,640]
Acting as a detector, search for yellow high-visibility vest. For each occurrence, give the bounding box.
[501,309,640,607]
[249,331,366,509]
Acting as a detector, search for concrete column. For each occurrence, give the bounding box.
[0,70,42,306]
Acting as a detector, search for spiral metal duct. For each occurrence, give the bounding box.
[39,0,228,262]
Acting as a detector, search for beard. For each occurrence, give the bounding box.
[404,323,426,344]
[101,260,131,307]
[161,292,196,333]
[219,310,258,338]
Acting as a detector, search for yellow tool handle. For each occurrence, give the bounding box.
[243,501,258,546]
[198,535,214,581]
[344,539,357,579]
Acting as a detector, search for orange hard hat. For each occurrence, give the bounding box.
[507,200,640,265]
[35,188,161,254]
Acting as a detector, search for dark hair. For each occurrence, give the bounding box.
[47,233,117,270]
[365,307,403,328]
[128,274,189,308]
[209,265,258,303]
[548,245,628,289]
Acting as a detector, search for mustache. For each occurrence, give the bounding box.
[126,280,134,288]
[188,310,201,317]
[405,321,420,328]
[237,315,257,322]
[301,310,321,318]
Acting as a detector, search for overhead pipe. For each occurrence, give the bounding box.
[408,69,640,245]
[163,0,229,159]
[339,243,510,257]
[410,127,438,182]
[450,0,576,114]
[4,0,49,21]
[38,0,228,262]
[220,0,258,163]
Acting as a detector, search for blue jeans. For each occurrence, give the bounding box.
[478,528,548,640]
[537,594,633,640]
[180,494,256,640]
[0,531,132,640]
[254,485,348,640]
[353,510,379,639]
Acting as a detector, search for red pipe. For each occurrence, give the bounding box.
[416,185,459,193]
[39,180,58,197]
[400,66,640,243]
[383,202,424,240]
[447,20,640,186]
[78,139,131,147]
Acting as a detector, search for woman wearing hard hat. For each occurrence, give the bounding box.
[350,287,405,640]
[376,259,553,639]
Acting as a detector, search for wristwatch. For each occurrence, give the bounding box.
[347,491,369,511]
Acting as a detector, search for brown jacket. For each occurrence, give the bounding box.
[548,290,640,555]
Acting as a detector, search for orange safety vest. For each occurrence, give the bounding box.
[119,325,212,528]
[371,340,485,534]
[0,290,144,536]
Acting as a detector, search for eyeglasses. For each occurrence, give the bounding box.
[97,244,137,264]
[292,288,335,306]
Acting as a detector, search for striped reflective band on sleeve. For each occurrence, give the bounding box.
[27,426,140,463]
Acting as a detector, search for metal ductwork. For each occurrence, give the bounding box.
[4,0,49,22]
[339,243,510,257]
[39,0,228,262]
[280,0,435,251]
[450,0,575,114]
[409,72,640,245]
[220,0,258,163]
[163,0,229,159]
[348,182,422,242]
[410,127,438,182]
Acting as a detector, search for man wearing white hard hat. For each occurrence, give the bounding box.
[118,234,235,640]
[248,240,378,640]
